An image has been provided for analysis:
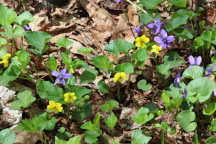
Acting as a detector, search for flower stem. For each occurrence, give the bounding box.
[125,74,131,95]
[161,129,165,144]
[21,0,26,9]
[30,63,40,80]
[45,67,54,82]
[66,103,71,118]
[117,83,121,102]
[11,40,15,56]
[40,131,47,144]
[111,129,114,137]
[153,56,157,65]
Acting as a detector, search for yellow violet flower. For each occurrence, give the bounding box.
[151,45,162,56]
[113,72,127,83]
[0,53,11,68]
[64,92,77,103]
[47,100,63,113]
[135,35,150,48]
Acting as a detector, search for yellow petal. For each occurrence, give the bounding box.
[3,53,11,59]
[3,60,8,68]
[56,103,63,112]
[113,73,121,83]
[114,72,127,83]
[141,35,150,43]
[135,37,142,47]
[151,45,162,56]
[72,95,77,101]
[49,101,55,105]
[64,92,77,103]
[120,72,127,80]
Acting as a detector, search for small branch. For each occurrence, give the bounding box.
[125,0,147,14]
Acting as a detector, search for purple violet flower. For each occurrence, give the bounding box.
[134,26,141,36]
[206,65,215,76]
[214,88,216,96]
[51,68,72,86]
[24,25,31,31]
[174,73,181,88]
[213,50,216,56]
[147,19,163,34]
[183,88,187,98]
[188,55,202,67]
[154,29,175,50]
[114,0,122,3]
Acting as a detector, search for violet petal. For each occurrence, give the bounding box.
[195,56,202,66]
[188,55,195,65]
[183,88,187,98]
[174,73,181,88]
[61,79,66,86]
[154,36,163,44]
[61,68,67,74]
[214,89,216,96]
[167,43,171,48]
[160,29,167,38]
[51,71,59,77]
[114,0,122,3]
[54,78,60,85]
[160,42,166,50]
[154,23,162,34]
[62,73,72,79]
[206,66,214,76]
[147,23,155,29]
[134,26,141,35]
[167,36,175,43]
[24,25,31,31]
[154,18,160,23]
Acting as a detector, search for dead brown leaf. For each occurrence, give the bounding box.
[127,5,139,26]
[13,130,42,144]
[79,0,114,31]
[206,7,216,27]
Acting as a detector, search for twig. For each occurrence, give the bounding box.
[125,0,147,14]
